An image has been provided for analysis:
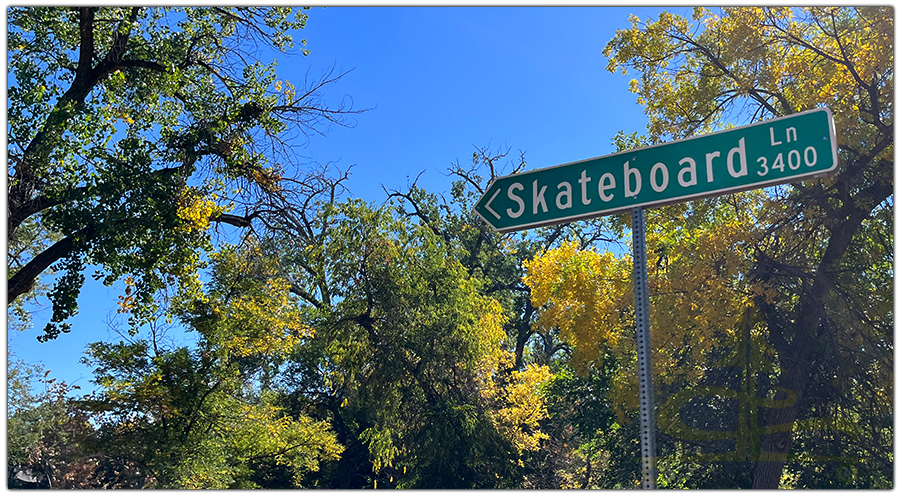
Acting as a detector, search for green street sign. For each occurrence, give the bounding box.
[474,108,838,232]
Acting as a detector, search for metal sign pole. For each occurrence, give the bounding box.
[631,206,658,489]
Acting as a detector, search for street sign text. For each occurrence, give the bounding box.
[474,108,837,232]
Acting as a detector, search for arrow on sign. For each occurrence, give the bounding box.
[482,188,502,220]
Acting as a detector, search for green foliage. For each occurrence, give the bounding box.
[380,147,629,488]
[6,219,59,330]
[9,6,891,491]
[7,6,353,341]
[79,335,342,488]
[526,359,642,489]
[7,356,99,488]
[280,199,549,488]
[75,238,345,488]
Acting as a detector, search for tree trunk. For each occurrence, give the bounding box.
[751,282,819,488]
[514,300,534,369]
[752,343,811,488]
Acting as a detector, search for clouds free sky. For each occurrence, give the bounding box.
[9,5,677,391]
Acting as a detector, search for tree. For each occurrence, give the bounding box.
[532,6,893,488]
[7,7,358,340]
[523,357,641,489]
[7,357,101,488]
[383,146,638,488]
[385,146,625,368]
[77,239,343,488]
[273,198,552,488]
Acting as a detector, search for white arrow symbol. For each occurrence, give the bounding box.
[484,188,501,219]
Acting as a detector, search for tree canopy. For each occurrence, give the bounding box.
[7,6,892,490]
[7,6,357,340]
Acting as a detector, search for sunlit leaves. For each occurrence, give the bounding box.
[7,6,350,341]
[524,241,633,373]
[175,187,228,234]
[278,199,553,487]
[484,362,552,454]
[81,338,341,488]
[171,394,341,489]
[524,196,763,418]
[605,7,893,144]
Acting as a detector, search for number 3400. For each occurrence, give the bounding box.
[757,147,818,176]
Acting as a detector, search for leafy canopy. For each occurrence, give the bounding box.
[7,7,355,340]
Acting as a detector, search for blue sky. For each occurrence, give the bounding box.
[9,5,677,393]
[299,6,667,198]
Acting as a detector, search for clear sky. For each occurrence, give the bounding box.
[8,5,679,393]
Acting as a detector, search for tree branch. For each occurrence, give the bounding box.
[8,225,95,302]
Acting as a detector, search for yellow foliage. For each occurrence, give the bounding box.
[176,392,343,488]
[524,203,760,420]
[116,276,138,313]
[176,187,226,233]
[467,293,508,368]
[523,241,633,373]
[487,363,552,453]
[251,167,283,192]
[450,290,554,455]
[216,276,310,360]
